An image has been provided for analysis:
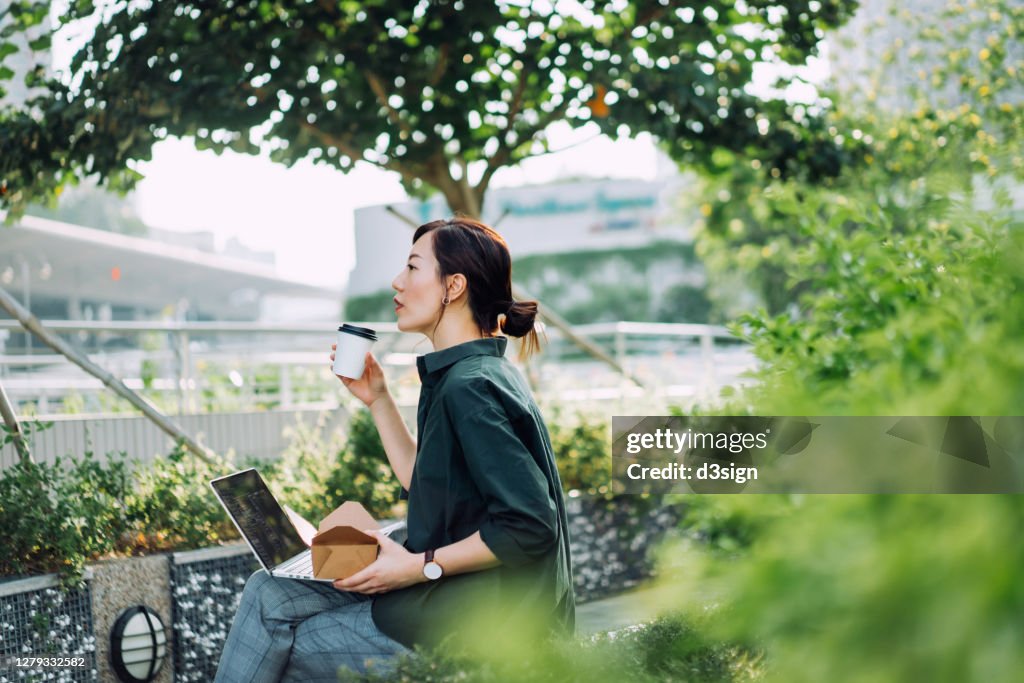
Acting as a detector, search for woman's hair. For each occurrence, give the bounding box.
[414,216,542,360]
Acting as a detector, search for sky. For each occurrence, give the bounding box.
[46,4,830,290]
[132,125,671,290]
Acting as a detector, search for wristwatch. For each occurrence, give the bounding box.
[423,549,444,581]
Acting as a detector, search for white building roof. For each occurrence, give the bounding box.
[0,215,339,319]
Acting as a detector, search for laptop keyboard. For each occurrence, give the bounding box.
[277,551,313,576]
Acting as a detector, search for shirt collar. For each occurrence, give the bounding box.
[417,336,508,382]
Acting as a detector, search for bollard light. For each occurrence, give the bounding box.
[110,605,167,683]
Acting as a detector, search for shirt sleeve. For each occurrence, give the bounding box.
[449,384,558,567]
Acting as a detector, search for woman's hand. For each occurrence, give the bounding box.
[333,530,424,594]
[330,347,389,408]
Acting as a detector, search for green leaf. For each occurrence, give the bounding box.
[28,35,51,51]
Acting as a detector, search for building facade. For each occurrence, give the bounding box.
[349,176,695,298]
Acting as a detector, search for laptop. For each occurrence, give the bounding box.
[210,468,403,583]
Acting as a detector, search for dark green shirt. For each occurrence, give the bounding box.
[372,337,575,648]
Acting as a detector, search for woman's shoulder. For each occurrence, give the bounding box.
[439,356,531,413]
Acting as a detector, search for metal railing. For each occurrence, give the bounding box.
[0,318,755,416]
[0,406,351,469]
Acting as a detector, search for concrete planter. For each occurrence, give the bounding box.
[0,548,251,683]
[567,495,684,602]
[0,571,98,682]
[168,546,258,683]
[88,555,174,683]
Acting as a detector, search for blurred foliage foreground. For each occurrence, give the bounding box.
[662,3,1021,683]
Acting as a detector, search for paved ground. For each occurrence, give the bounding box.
[575,585,674,635]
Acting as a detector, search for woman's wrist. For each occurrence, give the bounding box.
[367,390,393,411]
[412,551,428,583]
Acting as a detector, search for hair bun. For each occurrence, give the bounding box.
[499,300,539,338]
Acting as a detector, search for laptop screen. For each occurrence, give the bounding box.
[211,469,308,570]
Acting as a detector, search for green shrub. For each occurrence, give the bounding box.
[345,292,397,322]
[0,428,242,585]
[323,408,404,519]
[657,282,715,324]
[126,442,237,553]
[255,409,408,522]
[668,6,1024,681]
[0,450,133,587]
[262,413,344,523]
[718,187,1023,415]
[545,408,611,497]
[337,614,760,683]
[0,407,628,588]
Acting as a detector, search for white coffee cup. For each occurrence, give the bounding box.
[333,324,378,379]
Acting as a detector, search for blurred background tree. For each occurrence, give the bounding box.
[2,0,857,219]
[690,0,1023,413]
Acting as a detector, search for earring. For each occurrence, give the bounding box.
[442,295,451,306]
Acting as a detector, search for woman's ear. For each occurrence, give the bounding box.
[446,273,468,302]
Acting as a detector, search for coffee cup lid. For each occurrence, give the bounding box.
[338,324,378,341]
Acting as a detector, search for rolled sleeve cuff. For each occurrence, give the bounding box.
[479,518,554,568]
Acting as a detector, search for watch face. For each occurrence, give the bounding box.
[423,561,443,580]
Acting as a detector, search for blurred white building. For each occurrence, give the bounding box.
[349,176,694,297]
[0,215,340,327]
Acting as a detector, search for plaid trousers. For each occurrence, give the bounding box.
[213,570,411,683]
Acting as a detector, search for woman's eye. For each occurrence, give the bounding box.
[407,264,416,271]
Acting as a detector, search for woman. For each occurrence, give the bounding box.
[214,217,575,682]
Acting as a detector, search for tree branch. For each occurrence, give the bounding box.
[476,147,510,201]
[429,43,450,86]
[476,94,574,200]
[364,69,412,135]
[634,4,670,29]
[420,148,479,216]
[526,131,603,159]
[506,65,530,125]
[476,66,530,201]
[299,120,419,185]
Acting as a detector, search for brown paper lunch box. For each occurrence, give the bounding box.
[287,501,381,580]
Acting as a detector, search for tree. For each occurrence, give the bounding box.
[689,0,1024,412]
[2,0,858,219]
[693,0,1022,316]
